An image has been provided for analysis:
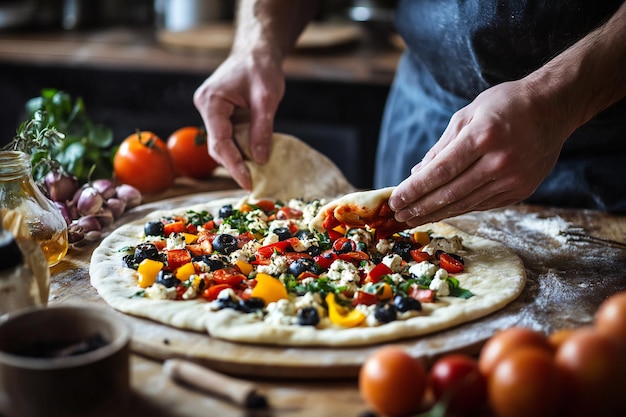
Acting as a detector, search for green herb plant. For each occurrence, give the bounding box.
[3,88,115,183]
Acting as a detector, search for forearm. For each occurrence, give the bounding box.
[523,2,626,137]
[232,0,320,61]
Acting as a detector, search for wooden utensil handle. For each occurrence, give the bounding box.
[163,359,267,408]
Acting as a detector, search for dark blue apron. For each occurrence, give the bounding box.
[375,0,626,212]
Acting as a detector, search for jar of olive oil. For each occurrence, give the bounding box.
[0,151,68,267]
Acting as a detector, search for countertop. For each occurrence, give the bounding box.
[44,175,626,417]
[0,26,402,85]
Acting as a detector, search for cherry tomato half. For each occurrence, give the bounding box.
[359,346,427,417]
[114,131,175,194]
[167,126,218,179]
[429,354,487,414]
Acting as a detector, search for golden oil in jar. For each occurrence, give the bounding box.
[0,151,68,267]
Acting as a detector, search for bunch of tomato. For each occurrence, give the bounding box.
[113,127,219,194]
[359,291,626,417]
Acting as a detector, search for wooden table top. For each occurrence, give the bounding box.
[44,174,626,417]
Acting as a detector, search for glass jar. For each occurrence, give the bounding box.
[0,218,49,315]
[0,151,68,267]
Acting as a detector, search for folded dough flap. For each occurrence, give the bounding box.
[234,124,356,204]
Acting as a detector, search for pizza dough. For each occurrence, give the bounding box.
[234,124,356,202]
[90,204,526,347]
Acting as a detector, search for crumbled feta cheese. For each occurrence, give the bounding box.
[294,292,325,318]
[429,271,450,296]
[382,254,403,273]
[145,284,176,300]
[347,228,373,247]
[181,285,197,300]
[265,299,297,325]
[376,239,393,255]
[257,254,289,276]
[422,236,463,256]
[230,240,260,263]
[326,260,360,293]
[166,233,186,250]
[409,261,437,279]
[355,304,378,327]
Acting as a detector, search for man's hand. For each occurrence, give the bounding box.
[388,80,569,226]
[193,51,285,190]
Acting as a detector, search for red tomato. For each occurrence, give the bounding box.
[353,290,378,306]
[488,347,561,417]
[410,249,430,263]
[276,206,302,220]
[359,346,427,417]
[594,291,626,350]
[165,249,192,272]
[439,253,464,273]
[555,327,623,417]
[166,126,218,179]
[429,354,487,414]
[201,283,231,301]
[114,131,175,194]
[478,327,552,376]
[212,267,246,286]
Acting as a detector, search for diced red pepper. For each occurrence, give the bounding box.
[212,267,246,286]
[410,249,431,263]
[152,240,167,251]
[185,223,198,234]
[327,229,344,242]
[322,210,341,230]
[202,220,217,231]
[439,253,464,274]
[408,286,436,303]
[276,206,302,220]
[257,240,292,258]
[201,283,232,301]
[297,271,319,280]
[338,251,370,264]
[314,250,338,269]
[353,290,378,306]
[165,248,192,271]
[364,262,393,284]
[254,200,276,214]
[163,220,187,236]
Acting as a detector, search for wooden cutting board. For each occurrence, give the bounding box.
[49,190,626,379]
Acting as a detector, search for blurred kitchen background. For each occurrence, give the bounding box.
[0,0,400,189]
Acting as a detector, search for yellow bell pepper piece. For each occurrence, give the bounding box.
[250,273,288,304]
[137,258,164,288]
[175,262,196,281]
[325,293,366,327]
[412,231,431,247]
[235,260,253,276]
[332,224,347,235]
[376,282,393,300]
[182,232,198,244]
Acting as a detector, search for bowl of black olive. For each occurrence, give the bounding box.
[0,305,131,417]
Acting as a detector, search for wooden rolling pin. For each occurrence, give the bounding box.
[163,359,268,408]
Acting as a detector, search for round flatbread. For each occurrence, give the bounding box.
[90,199,526,347]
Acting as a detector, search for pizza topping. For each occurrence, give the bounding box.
[120,198,476,329]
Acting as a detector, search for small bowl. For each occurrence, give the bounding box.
[0,305,131,417]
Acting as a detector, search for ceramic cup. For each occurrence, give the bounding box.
[0,305,131,417]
